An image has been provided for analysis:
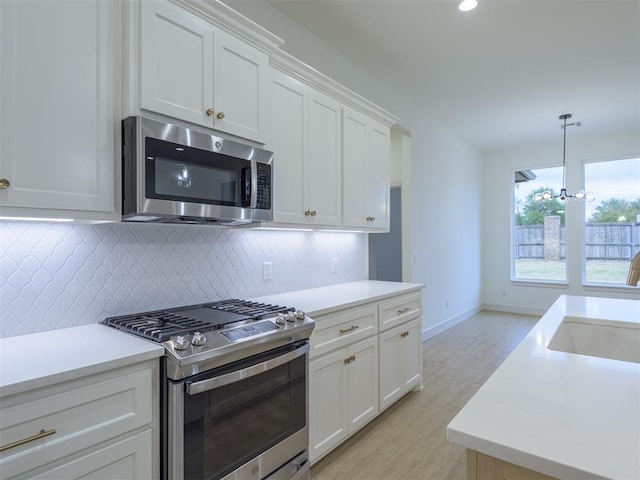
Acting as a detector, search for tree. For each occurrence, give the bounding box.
[516,187,565,226]
[589,198,640,222]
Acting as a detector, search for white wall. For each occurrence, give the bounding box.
[482,130,640,314]
[224,0,484,338]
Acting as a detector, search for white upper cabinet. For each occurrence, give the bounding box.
[139,1,269,143]
[307,92,342,226]
[271,69,341,226]
[271,71,308,224]
[212,30,269,143]
[0,0,119,221]
[140,1,214,127]
[342,107,390,230]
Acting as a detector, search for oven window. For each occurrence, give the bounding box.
[183,351,306,479]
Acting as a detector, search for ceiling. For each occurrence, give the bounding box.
[265,0,640,152]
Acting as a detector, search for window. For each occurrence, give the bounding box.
[583,157,640,285]
[513,166,566,282]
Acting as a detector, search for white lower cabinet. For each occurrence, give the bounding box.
[0,361,157,480]
[379,318,423,411]
[309,336,378,464]
[309,290,423,464]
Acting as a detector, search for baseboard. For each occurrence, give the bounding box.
[422,305,481,342]
[481,302,546,317]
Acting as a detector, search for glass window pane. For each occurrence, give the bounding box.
[513,167,567,282]
[584,157,640,285]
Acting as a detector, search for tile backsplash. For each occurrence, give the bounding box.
[0,222,365,337]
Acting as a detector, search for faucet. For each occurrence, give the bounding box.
[627,250,640,286]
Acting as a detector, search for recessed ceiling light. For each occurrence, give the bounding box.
[459,0,478,12]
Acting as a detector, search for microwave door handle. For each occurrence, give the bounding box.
[186,343,309,395]
[250,160,258,207]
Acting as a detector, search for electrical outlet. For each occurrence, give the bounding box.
[331,257,338,274]
[263,261,273,281]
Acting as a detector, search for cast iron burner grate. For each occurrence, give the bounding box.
[102,299,295,342]
[103,311,212,342]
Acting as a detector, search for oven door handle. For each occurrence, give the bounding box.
[186,343,309,395]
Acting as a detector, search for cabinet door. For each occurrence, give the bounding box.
[140,1,213,128]
[309,349,348,464]
[213,30,269,143]
[271,70,308,224]
[0,0,116,219]
[342,107,369,228]
[347,336,379,433]
[379,318,423,411]
[307,91,341,226]
[402,319,423,391]
[379,326,404,411]
[367,120,390,229]
[27,430,152,480]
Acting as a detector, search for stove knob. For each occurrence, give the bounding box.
[295,310,306,321]
[191,331,206,346]
[173,335,189,350]
[286,312,295,322]
[276,313,286,325]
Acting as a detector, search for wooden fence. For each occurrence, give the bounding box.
[515,222,640,260]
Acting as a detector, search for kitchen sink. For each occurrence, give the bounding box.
[547,316,640,364]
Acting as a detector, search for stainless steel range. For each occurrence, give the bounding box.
[102,299,314,480]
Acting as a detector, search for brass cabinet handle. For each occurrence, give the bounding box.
[216,112,225,119]
[397,307,411,314]
[400,331,409,338]
[206,108,215,116]
[0,429,56,452]
[343,355,356,364]
[0,178,10,189]
[339,325,359,334]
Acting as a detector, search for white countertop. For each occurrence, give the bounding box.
[252,280,424,317]
[0,324,164,398]
[447,295,640,480]
[0,281,421,398]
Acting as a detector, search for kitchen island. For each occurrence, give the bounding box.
[447,295,640,480]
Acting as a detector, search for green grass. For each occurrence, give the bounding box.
[515,259,630,284]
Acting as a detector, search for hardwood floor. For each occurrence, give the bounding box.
[310,310,539,480]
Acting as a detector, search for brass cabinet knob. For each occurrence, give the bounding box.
[350,355,356,362]
[206,108,215,116]
[216,112,225,119]
[311,211,317,216]
[0,178,10,189]
[305,210,311,216]
[344,357,351,364]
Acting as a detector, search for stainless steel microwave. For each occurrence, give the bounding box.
[122,116,273,225]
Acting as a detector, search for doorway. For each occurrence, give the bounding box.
[369,187,402,281]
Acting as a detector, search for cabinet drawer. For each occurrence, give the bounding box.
[378,292,422,332]
[0,365,153,479]
[310,304,378,358]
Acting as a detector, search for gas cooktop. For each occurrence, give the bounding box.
[102,299,296,342]
[102,299,315,379]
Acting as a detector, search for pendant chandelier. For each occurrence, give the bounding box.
[534,113,594,204]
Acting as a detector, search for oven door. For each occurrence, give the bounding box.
[167,341,309,480]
